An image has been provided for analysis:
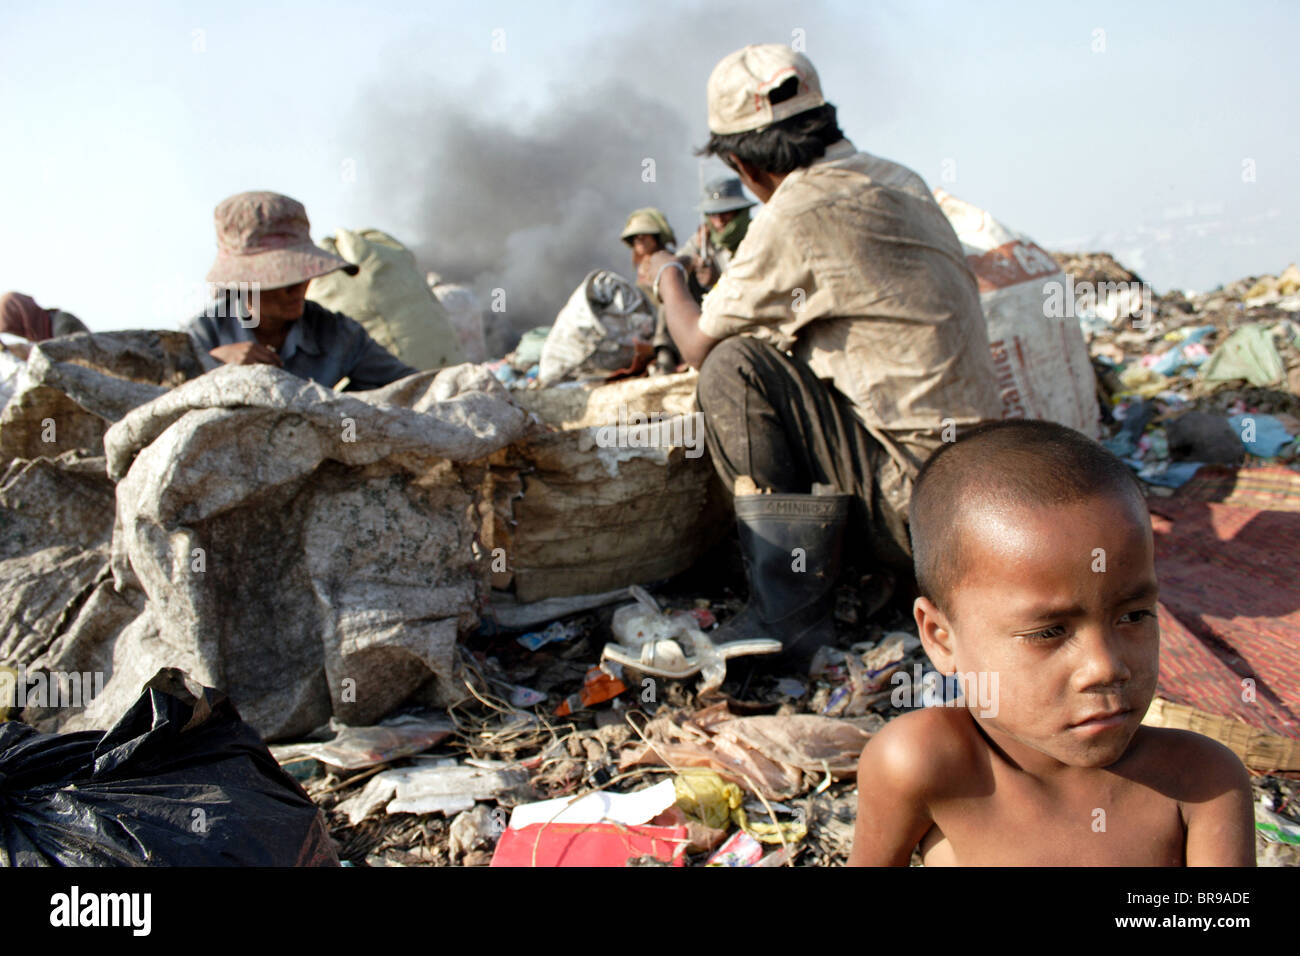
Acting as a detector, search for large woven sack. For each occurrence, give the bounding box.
[309,228,465,372]
[538,270,655,386]
[934,191,1099,436]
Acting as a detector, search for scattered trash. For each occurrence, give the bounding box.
[554,665,628,716]
[508,685,547,708]
[1255,802,1300,846]
[1134,460,1205,489]
[673,769,745,830]
[270,714,455,771]
[707,830,764,867]
[448,804,503,866]
[753,844,800,867]
[1199,323,1286,387]
[335,759,531,825]
[621,702,872,801]
[1243,263,1300,304]
[517,620,582,651]
[1165,411,1245,465]
[491,822,688,867]
[507,779,677,828]
[741,799,809,846]
[602,586,780,694]
[1230,413,1297,459]
[775,678,807,699]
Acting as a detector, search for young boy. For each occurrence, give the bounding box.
[848,420,1256,866]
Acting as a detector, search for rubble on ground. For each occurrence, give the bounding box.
[282,254,1300,867]
[2,255,1297,867]
[1078,260,1300,490]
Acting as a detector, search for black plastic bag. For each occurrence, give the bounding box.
[0,668,338,866]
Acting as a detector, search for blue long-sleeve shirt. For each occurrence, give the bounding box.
[184,299,417,391]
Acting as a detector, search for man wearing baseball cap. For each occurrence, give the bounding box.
[185,191,416,390]
[638,44,1001,668]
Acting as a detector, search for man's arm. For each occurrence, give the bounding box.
[848,711,942,866]
[1181,735,1256,866]
[184,313,282,368]
[636,251,719,369]
[341,320,419,390]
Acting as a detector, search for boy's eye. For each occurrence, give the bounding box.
[1021,625,1066,643]
[1119,608,1157,625]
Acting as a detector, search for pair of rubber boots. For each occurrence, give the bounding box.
[715,490,852,679]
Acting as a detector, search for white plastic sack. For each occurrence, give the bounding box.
[428,274,489,364]
[538,270,655,386]
[309,228,465,372]
[934,190,1099,437]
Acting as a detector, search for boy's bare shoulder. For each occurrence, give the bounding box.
[859,706,986,796]
[1123,726,1251,794]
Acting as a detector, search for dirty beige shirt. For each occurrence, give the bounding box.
[698,139,1001,518]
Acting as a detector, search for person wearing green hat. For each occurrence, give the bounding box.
[620,207,696,374]
[677,177,756,292]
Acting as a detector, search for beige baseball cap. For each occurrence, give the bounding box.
[707,44,825,135]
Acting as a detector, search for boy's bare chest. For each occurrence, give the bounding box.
[922,772,1186,866]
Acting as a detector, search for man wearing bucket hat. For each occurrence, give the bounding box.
[676,176,756,293]
[638,45,1001,669]
[620,207,689,374]
[185,191,416,390]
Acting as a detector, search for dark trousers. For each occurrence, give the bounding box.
[696,336,913,570]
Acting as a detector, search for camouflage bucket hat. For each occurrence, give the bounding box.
[620,207,676,247]
[205,191,359,290]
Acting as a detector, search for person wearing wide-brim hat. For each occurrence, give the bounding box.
[184,191,416,390]
[677,176,756,293]
[619,207,691,374]
[619,208,677,260]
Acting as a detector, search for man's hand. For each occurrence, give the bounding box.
[635,250,719,369]
[635,250,681,291]
[209,342,282,367]
[689,224,719,287]
[693,258,719,289]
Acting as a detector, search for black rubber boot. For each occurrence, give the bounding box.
[715,492,851,673]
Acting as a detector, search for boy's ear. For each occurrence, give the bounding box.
[914,596,957,676]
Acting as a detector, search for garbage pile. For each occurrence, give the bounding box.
[275,573,1300,867]
[270,252,1300,868]
[1073,256,1300,488]
[277,578,927,867]
[3,250,1298,867]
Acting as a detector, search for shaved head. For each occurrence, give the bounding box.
[909,420,1148,616]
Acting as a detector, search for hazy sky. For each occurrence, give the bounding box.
[2,0,1296,333]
